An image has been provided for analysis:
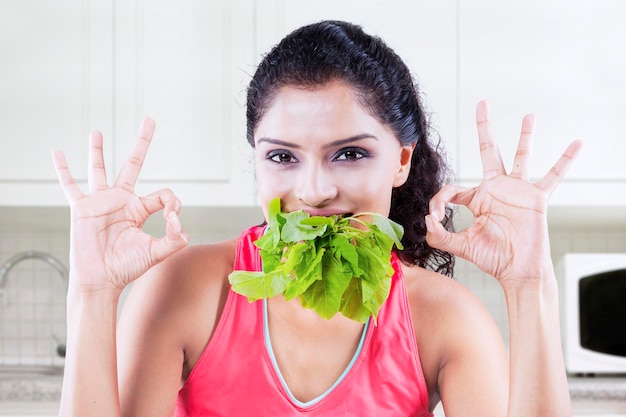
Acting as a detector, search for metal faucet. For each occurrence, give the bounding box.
[0,250,69,360]
[0,250,68,291]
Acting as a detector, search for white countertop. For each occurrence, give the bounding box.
[2,372,626,415]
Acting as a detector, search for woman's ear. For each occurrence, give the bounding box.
[393,143,416,187]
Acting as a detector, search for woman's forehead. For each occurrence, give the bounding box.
[254,83,391,145]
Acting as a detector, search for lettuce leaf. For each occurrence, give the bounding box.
[228,198,404,323]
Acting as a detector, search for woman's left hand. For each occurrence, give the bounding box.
[425,100,582,285]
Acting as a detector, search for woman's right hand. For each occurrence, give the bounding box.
[52,118,189,293]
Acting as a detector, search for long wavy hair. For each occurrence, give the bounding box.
[246,20,455,276]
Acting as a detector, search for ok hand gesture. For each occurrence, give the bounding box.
[52,118,189,293]
[426,101,581,285]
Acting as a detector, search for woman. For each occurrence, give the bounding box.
[52,21,581,416]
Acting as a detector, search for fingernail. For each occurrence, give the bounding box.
[425,215,435,232]
[168,212,182,234]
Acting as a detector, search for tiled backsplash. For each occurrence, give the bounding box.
[0,230,70,367]
[1,213,625,365]
[455,225,626,343]
[0,212,244,367]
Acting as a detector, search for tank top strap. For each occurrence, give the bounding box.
[233,224,265,271]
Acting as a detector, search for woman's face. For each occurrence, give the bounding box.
[254,80,414,220]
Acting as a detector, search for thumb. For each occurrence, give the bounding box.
[151,211,189,263]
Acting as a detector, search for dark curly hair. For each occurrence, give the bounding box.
[246,20,455,276]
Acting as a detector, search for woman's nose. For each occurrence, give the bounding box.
[295,163,338,207]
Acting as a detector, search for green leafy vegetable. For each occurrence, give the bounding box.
[228,198,404,323]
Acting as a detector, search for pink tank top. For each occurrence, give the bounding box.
[174,226,433,417]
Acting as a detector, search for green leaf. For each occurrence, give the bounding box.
[256,198,285,250]
[283,241,308,276]
[283,246,325,300]
[349,213,404,250]
[369,213,404,250]
[372,227,395,251]
[329,234,363,277]
[228,269,290,301]
[259,249,283,274]
[353,237,394,318]
[254,230,280,252]
[229,198,404,322]
[299,250,352,319]
[340,278,372,323]
[281,211,331,242]
[265,198,283,230]
[360,273,391,318]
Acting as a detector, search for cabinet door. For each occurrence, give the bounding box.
[255,0,458,174]
[113,0,256,206]
[0,0,113,205]
[458,0,626,185]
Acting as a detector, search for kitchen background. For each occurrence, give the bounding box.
[1,211,626,367]
[1,0,625,415]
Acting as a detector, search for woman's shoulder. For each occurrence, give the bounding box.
[118,237,241,377]
[401,264,482,314]
[166,238,238,277]
[128,238,235,291]
[402,264,495,347]
[400,263,507,397]
[122,237,238,321]
[402,263,501,343]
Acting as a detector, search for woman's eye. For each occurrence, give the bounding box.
[267,151,297,164]
[334,148,367,161]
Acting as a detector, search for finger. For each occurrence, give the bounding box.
[425,214,468,260]
[88,131,108,193]
[51,150,84,203]
[476,100,506,180]
[150,211,189,263]
[510,113,535,181]
[536,139,583,195]
[114,117,155,191]
[140,188,182,220]
[429,184,476,221]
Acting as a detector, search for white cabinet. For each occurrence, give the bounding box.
[0,0,256,207]
[457,0,626,207]
[0,0,113,205]
[113,0,256,206]
[3,1,625,211]
[255,0,458,173]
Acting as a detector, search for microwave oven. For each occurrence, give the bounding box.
[556,253,626,374]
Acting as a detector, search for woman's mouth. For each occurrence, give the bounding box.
[299,209,353,218]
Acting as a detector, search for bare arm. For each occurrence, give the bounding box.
[426,100,581,416]
[504,274,568,415]
[115,242,233,416]
[52,119,188,416]
[62,288,121,416]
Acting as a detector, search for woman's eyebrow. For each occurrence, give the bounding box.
[256,137,300,148]
[256,134,378,149]
[322,134,378,150]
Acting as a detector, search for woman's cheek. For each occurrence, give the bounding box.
[256,169,291,203]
